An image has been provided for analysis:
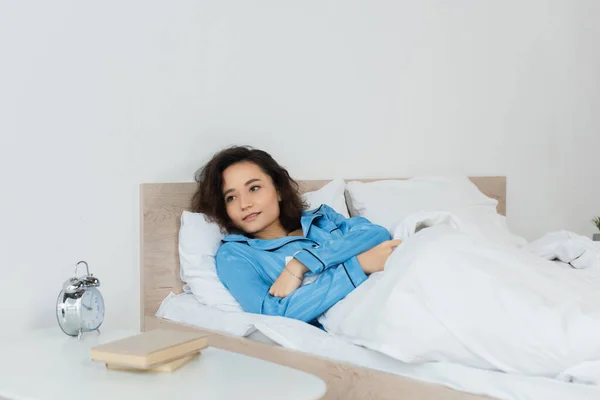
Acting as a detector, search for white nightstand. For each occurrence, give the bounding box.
[0,327,326,400]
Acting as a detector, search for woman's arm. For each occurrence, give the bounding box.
[216,242,367,322]
[294,204,391,274]
[270,237,401,298]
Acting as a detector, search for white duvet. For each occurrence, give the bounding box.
[319,211,600,385]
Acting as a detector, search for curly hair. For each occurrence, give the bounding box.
[191,145,308,235]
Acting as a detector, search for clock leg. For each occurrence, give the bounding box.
[96,328,101,335]
[77,329,83,340]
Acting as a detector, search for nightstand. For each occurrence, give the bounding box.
[0,327,326,400]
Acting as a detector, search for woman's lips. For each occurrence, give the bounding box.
[243,212,261,222]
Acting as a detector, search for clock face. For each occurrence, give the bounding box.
[80,288,105,331]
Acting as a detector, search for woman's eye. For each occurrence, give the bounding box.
[250,186,260,192]
[225,196,235,203]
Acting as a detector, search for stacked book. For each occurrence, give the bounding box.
[91,329,210,372]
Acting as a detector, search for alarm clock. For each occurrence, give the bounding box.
[56,261,105,340]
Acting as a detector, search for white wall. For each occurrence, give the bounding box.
[1,1,598,341]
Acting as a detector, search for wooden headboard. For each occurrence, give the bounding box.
[140,177,506,330]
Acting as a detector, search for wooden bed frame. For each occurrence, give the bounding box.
[141,177,506,400]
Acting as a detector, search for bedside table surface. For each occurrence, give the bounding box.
[0,327,326,400]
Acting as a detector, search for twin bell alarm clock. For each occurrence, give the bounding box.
[56,261,105,339]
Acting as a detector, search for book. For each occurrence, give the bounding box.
[90,329,209,370]
[105,352,201,373]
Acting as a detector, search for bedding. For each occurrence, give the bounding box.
[178,211,242,311]
[524,230,600,270]
[156,292,277,345]
[301,177,349,218]
[156,292,600,400]
[318,211,600,386]
[344,176,527,248]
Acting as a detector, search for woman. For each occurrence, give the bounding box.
[192,145,401,324]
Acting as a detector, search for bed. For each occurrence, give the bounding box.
[140,176,600,400]
[140,177,512,400]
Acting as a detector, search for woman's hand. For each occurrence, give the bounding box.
[356,239,402,275]
[269,259,309,298]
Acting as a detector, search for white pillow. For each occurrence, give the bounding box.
[179,178,350,311]
[302,178,349,218]
[345,175,527,248]
[178,210,244,312]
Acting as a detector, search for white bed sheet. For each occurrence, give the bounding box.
[156,292,599,400]
[156,292,277,345]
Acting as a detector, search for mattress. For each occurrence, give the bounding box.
[156,292,600,400]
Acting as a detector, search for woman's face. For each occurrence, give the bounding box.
[222,161,283,238]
